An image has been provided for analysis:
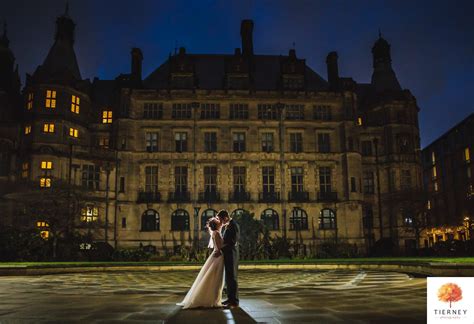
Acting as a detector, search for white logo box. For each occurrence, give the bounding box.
[427,277,474,324]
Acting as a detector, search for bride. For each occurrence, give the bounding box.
[177,217,224,309]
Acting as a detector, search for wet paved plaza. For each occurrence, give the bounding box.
[0,270,426,323]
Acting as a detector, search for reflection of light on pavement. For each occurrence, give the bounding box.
[223,309,236,324]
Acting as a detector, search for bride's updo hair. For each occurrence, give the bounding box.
[206,217,219,232]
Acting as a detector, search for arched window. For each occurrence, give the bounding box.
[261,209,279,230]
[201,209,217,230]
[141,209,160,231]
[290,208,308,230]
[172,209,190,231]
[231,208,249,218]
[319,209,336,229]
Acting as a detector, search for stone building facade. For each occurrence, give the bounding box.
[0,9,423,255]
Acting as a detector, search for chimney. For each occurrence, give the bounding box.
[326,51,339,88]
[240,20,254,56]
[131,48,143,82]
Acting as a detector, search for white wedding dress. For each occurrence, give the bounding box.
[177,230,225,309]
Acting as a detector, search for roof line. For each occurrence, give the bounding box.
[422,112,474,150]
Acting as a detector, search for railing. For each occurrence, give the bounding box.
[288,191,310,202]
[198,191,221,203]
[258,191,281,203]
[317,191,338,202]
[137,191,161,203]
[229,191,251,202]
[168,191,191,203]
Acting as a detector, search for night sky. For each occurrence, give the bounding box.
[3,0,473,147]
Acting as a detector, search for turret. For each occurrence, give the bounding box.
[371,31,401,92]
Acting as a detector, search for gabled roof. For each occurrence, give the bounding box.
[144,54,328,91]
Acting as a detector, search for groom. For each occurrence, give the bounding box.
[216,209,240,308]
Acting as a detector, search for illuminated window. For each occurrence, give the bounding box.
[427,200,431,210]
[36,221,49,228]
[69,127,79,138]
[464,147,470,163]
[357,117,363,126]
[41,161,53,170]
[21,162,29,178]
[40,177,51,188]
[102,110,113,123]
[432,166,437,179]
[71,95,80,114]
[434,181,439,192]
[431,151,436,164]
[81,205,98,222]
[27,93,34,110]
[36,221,49,239]
[43,123,55,133]
[45,90,56,108]
[25,125,32,135]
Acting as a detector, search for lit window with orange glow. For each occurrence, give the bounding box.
[102,110,113,124]
[357,117,363,126]
[71,95,80,114]
[431,151,436,164]
[36,221,50,239]
[464,147,470,163]
[36,221,49,228]
[81,205,99,222]
[434,181,439,192]
[69,127,79,138]
[27,93,34,110]
[21,162,29,179]
[40,177,51,188]
[43,123,55,133]
[41,161,53,170]
[24,125,32,135]
[45,90,56,108]
[432,166,437,179]
[427,200,431,210]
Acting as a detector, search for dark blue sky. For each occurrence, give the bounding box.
[4,0,473,147]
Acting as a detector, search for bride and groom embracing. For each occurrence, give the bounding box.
[177,209,240,309]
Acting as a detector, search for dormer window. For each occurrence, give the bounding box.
[45,90,56,108]
[283,75,304,90]
[24,125,32,135]
[71,95,80,114]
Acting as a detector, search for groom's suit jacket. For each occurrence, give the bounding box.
[222,219,240,255]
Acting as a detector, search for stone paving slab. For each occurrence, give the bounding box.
[0,270,426,323]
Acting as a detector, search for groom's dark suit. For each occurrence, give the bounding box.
[222,218,240,303]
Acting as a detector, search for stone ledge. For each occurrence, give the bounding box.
[0,262,473,277]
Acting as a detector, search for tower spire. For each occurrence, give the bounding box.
[64,1,70,16]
